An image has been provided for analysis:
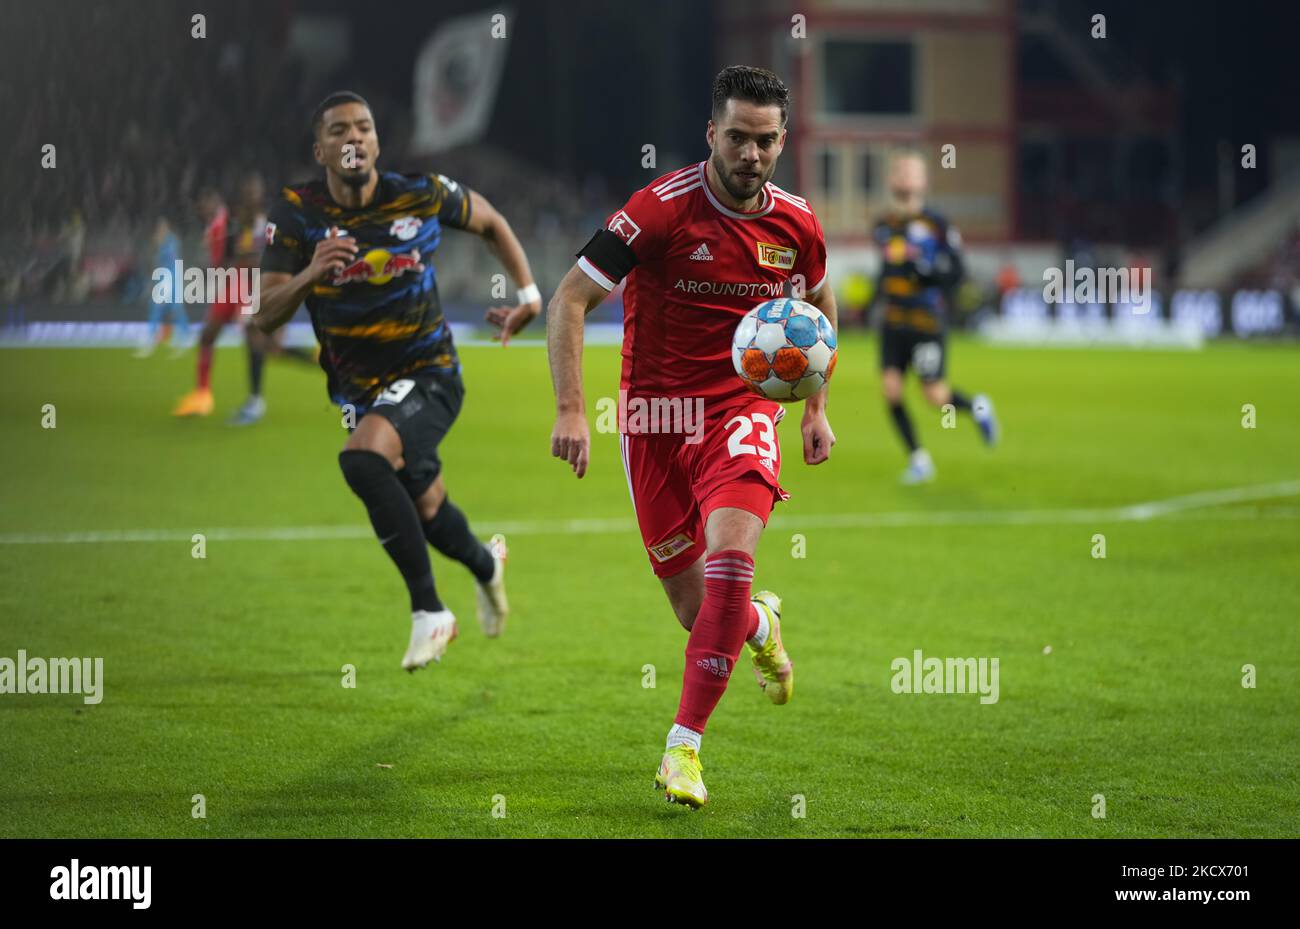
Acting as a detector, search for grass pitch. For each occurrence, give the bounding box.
[0,333,1296,837]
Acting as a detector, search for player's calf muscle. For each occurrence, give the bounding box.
[661,561,706,630]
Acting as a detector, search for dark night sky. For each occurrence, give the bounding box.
[305,0,716,192]
[1061,0,1300,196]
[322,0,1300,201]
[7,0,1299,217]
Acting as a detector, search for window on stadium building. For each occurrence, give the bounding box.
[860,151,876,196]
[819,147,840,197]
[822,39,915,116]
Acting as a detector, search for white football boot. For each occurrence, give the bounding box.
[972,394,1000,447]
[475,534,510,637]
[901,448,936,485]
[402,609,458,671]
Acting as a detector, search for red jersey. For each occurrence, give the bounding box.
[204,206,229,267]
[578,160,827,407]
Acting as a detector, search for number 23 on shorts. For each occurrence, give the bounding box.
[725,412,777,460]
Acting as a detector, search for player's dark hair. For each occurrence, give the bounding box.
[711,66,790,125]
[311,91,372,136]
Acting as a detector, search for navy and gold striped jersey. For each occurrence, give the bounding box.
[261,171,472,410]
[872,208,964,335]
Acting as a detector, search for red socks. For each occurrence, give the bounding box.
[197,344,213,390]
[674,550,757,733]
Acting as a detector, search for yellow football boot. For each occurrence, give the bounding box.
[749,591,793,705]
[654,745,707,809]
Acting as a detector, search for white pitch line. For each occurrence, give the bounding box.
[0,480,1296,546]
[1113,480,1300,520]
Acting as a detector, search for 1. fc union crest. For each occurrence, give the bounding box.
[649,533,693,563]
[390,216,423,241]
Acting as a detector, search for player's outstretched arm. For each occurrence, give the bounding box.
[801,280,838,465]
[253,229,361,333]
[463,190,542,346]
[546,263,611,479]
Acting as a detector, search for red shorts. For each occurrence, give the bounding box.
[618,395,790,578]
[207,301,246,325]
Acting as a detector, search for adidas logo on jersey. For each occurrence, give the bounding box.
[695,656,731,678]
[689,242,714,261]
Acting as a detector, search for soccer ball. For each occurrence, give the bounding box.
[732,298,838,401]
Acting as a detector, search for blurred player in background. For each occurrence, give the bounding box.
[548,66,835,808]
[135,215,190,358]
[873,151,998,483]
[228,171,317,426]
[253,92,540,670]
[173,188,240,416]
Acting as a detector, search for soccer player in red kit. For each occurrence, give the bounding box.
[547,66,837,807]
[174,188,245,416]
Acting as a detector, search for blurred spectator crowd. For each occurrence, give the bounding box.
[0,1,613,315]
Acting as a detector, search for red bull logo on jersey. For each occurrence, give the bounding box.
[332,248,423,286]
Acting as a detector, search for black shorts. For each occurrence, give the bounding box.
[360,370,464,497]
[880,327,947,381]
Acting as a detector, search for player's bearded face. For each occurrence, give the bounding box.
[316,103,380,188]
[709,101,785,205]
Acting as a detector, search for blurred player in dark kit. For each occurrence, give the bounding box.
[873,151,999,483]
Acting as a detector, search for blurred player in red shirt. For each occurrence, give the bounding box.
[174,188,241,416]
[547,66,837,808]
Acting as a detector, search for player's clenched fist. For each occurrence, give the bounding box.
[551,410,590,478]
[307,226,359,282]
[801,409,835,465]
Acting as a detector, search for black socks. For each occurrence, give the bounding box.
[248,342,265,396]
[890,388,976,454]
[249,343,318,397]
[423,499,495,584]
[888,402,920,453]
[338,449,442,613]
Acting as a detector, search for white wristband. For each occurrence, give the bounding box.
[516,282,541,305]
